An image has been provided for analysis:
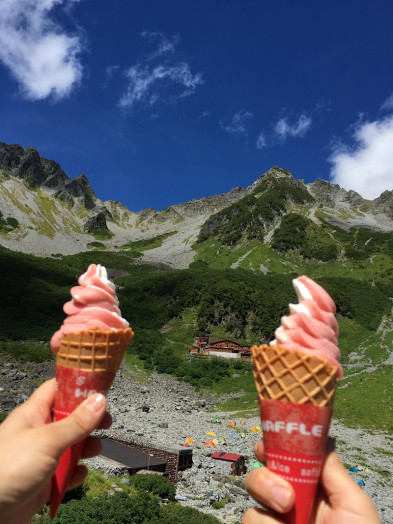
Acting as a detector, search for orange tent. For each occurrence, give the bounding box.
[228,421,236,427]
[250,426,261,432]
[185,438,194,444]
[204,440,216,447]
[239,420,244,425]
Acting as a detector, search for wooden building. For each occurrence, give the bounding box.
[190,336,251,359]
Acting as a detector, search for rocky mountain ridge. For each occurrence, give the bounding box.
[0,142,392,268]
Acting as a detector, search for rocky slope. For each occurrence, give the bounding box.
[1,142,393,269]
[1,356,392,523]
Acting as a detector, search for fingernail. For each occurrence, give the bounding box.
[271,484,291,511]
[84,393,105,413]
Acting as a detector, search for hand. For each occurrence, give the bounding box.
[0,379,112,524]
[243,439,381,523]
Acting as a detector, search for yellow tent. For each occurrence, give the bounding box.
[185,438,194,444]
[207,431,216,436]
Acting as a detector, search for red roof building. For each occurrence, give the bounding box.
[211,451,243,461]
[211,451,247,475]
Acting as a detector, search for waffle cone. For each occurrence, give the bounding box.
[56,327,134,374]
[251,344,338,407]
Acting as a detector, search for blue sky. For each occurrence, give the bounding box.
[1,1,393,212]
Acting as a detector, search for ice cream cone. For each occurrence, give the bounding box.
[251,344,339,524]
[251,344,337,407]
[50,327,133,518]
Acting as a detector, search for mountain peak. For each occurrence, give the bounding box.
[248,166,293,191]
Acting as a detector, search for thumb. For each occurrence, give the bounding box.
[46,393,107,458]
[320,451,380,518]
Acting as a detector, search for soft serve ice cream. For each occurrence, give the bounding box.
[50,264,129,353]
[271,275,342,377]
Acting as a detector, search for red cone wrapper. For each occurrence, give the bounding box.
[259,399,333,524]
[50,367,117,518]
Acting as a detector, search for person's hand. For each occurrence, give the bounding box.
[243,439,381,523]
[0,378,112,524]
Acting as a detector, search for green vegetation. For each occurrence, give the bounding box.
[131,473,176,500]
[33,472,220,524]
[198,172,314,245]
[118,231,176,257]
[0,341,52,362]
[87,241,107,250]
[335,367,393,431]
[271,213,339,261]
[0,211,19,233]
[211,498,232,509]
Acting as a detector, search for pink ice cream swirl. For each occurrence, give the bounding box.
[50,264,129,354]
[271,275,343,378]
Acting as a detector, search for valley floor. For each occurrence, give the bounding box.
[1,356,392,523]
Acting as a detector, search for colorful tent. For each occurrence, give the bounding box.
[231,434,238,439]
[207,431,216,436]
[228,421,236,427]
[251,461,262,468]
[185,438,194,444]
[239,420,244,425]
[204,440,216,447]
[250,426,261,432]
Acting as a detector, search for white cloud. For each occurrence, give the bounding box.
[274,112,312,141]
[329,116,393,199]
[220,110,253,135]
[0,0,83,100]
[141,31,180,59]
[256,132,267,149]
[380,92,393,112]
[119,62,203,109]
[119,32,203,110]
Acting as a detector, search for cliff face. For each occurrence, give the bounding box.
[0,142,392,267]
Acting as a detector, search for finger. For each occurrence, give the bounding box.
[319,451,381,517]
[254,439,266,463]
[245,466,294,514]
[243,506,285,523]
[81,436,102,459]
[44,393,107,457]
